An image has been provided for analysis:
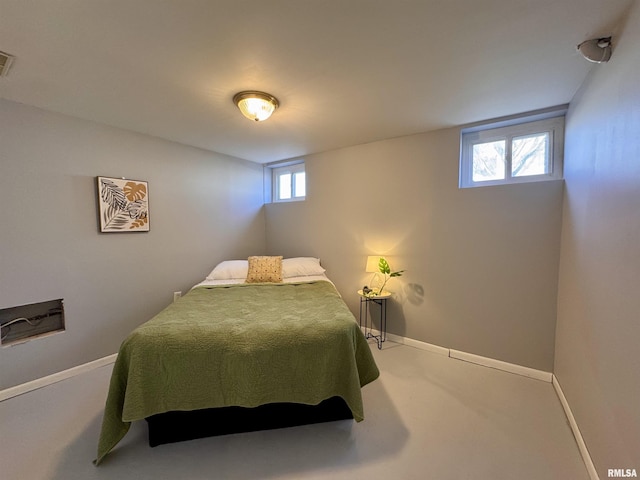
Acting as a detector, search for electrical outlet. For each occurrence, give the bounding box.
[173,291,181,302]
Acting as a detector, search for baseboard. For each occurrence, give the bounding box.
[370,328,552,382]
[0,353,118,402]
[552,375,599,480]
[385,332,450,356]
[449,349,553,382]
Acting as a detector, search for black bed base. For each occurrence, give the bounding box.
[145,396,353,447]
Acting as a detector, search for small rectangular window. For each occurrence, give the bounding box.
[473,139,506,182]
[294,171,306,198]
[512,132,549,177]
[272,162,305,202]
[279,173,292,200]
[460,110,564,188]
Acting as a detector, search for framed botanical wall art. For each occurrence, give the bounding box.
[97,176,150,232]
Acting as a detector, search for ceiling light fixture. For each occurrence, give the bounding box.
[577,37,612,63]
[233,91,279,122]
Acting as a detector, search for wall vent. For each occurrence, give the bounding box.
[1,299,65,346]
[0,51,15,77]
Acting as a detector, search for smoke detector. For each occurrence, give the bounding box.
[0,51,15,77]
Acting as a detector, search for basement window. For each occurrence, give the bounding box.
[459,109,565,188]
[271,162,306,202]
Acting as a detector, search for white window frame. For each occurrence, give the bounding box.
[271,162,306,203]
[459,113,565,189]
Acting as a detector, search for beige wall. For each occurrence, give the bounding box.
[266,126,564,371]
[0,100,266,389]
[555,1,640,474]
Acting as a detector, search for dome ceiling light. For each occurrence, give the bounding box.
[577,36,612,63]
[233,91,279,122]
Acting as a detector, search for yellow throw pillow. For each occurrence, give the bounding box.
[246,256,283,283]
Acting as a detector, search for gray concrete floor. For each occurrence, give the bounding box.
[0,342,588,479]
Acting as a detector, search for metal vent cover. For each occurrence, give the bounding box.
[0,51,15,77]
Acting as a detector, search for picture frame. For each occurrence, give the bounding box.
[96,176,150,232]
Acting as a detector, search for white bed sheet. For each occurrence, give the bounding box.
[192,274,335,289]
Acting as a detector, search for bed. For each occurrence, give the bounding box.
[95,257,379,465]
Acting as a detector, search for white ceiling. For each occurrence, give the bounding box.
[0,0,631,163]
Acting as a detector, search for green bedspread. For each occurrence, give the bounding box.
[95,280,379,464]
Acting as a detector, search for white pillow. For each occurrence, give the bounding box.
[206,260,249,280]
[282,257,326,278]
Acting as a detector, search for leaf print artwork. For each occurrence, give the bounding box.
[124,182,147,202]
[126,199,148,219]
[101,178,128,210]
[130,217,148,229]
[97,177,150,232]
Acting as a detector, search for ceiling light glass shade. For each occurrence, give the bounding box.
[233,91,279,122]
[577,37,612,63]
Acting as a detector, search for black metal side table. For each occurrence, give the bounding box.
[358,290,391,349]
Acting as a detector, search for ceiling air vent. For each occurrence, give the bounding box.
[0,51,15,77]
